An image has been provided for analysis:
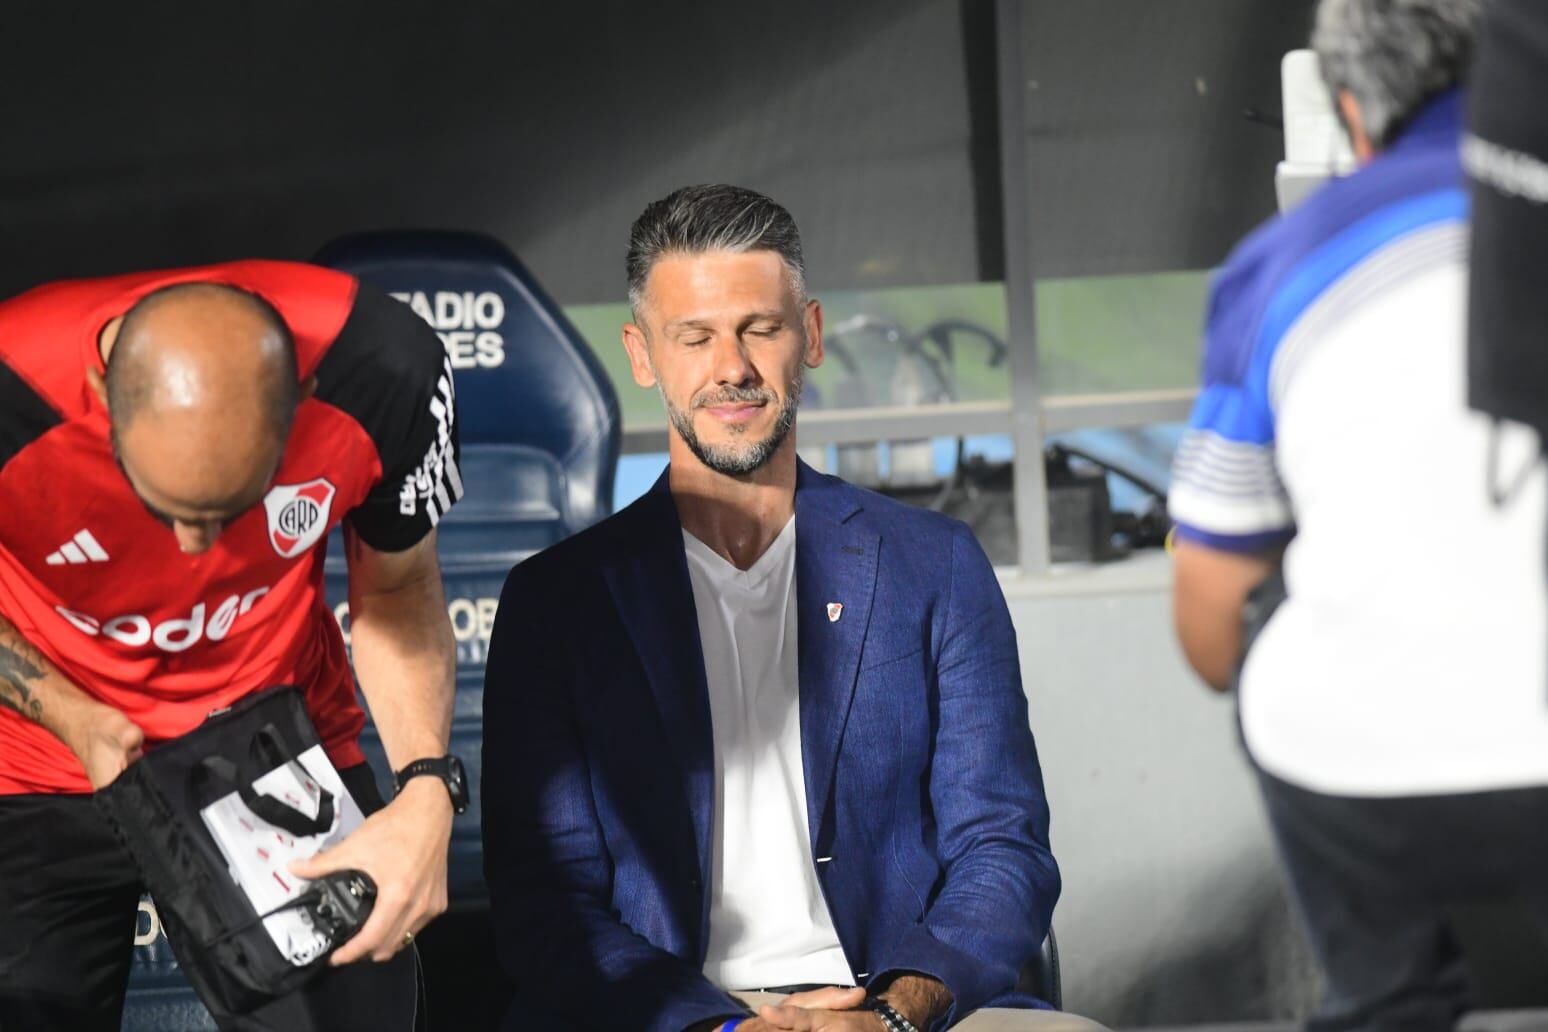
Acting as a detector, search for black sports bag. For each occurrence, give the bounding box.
[95,685,374,1015]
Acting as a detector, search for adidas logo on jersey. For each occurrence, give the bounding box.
[46,529,110,565]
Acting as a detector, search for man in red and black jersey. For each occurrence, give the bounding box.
[0,260,463,1030]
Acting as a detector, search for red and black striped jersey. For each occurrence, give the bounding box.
[0,260,461,794]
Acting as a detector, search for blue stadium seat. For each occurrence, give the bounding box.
[433,444,571,568]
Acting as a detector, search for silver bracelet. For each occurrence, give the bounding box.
[861,997,920,1032]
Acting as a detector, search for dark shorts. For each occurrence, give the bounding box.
[0,763,423,1032]
[1256,768,1548,1031]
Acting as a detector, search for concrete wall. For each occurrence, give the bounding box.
[1002,555,1319,1028]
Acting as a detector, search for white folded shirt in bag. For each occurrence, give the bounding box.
[199,745,365,966]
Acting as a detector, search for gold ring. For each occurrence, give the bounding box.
[402,931,415,947]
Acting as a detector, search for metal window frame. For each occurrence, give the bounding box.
[995,0,1049,573]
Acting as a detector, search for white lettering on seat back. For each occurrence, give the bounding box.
[391,290,507,370]
[57,587,270,654]
[333,593,496,666]
[134,898,163,947]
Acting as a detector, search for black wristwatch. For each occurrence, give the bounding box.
[393,755,469,814]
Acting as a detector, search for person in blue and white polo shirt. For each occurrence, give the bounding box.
[1171,1,1548,1028]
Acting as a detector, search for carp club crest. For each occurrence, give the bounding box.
[263,479,336,558]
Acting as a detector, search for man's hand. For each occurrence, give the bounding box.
[778,988,867,1012]
[710,988,870,1031]
[289,776,453,964]
[750,1002,883,1031]
[61,700,145,790]
[726,988,870,1031]
[751,975,950,1030]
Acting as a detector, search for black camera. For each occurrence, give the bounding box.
[302,869,377,947]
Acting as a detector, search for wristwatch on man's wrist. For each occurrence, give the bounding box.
[393,755,469,814]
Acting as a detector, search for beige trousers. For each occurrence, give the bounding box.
[731,992,1109,1030]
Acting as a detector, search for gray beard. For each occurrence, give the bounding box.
[662,367,803,477]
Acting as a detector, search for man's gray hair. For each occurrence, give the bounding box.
[626,184,806,316]
[1312,0,1482,151]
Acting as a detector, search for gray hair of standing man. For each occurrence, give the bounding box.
[1312,0,1483,151]
[625,184,806,320]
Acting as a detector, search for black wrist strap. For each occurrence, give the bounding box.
[395,757,445,788]
[394,756,468,814]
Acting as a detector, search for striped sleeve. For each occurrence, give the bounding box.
[1168,256,1295,554]
[1169,384,1293,552]
[313,281,463,552]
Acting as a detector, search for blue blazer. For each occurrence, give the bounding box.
[482,463,1059,1031]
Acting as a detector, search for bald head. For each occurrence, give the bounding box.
[101,283,301,554]
[108,282,299,438]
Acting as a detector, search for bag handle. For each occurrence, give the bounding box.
[196,725,336,838]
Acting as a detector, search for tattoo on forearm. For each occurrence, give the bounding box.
[0,636,46,723]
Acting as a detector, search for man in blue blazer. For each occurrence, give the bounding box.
[483,185,1060,1031]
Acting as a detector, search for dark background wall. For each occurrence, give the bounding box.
[1020,1,1316,277]
[0,1,1312,304]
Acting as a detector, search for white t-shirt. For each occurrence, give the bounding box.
[683,518,852,989]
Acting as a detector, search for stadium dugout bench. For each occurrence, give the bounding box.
[123,231,620,1029]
